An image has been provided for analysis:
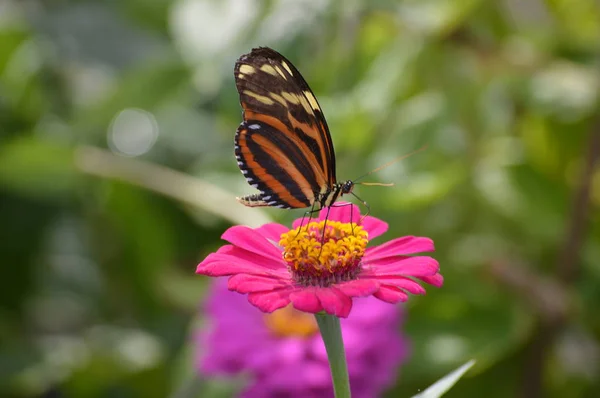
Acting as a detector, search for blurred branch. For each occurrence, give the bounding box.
[74,146,272,227]
[489,124,600,398]
[521,124,600,398]
[488,261,570,323]
[557,129,600,284]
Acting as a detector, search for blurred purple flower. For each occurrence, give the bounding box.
[196,279,409,398]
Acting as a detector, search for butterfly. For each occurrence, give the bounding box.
[233,47,357,212]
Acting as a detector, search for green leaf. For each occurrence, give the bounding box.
[412,360,476,398]
[0,136,78,199]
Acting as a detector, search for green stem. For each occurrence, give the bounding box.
[315,313,351,398]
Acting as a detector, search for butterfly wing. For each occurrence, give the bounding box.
[236,121,320,208]
[234,47,336,208]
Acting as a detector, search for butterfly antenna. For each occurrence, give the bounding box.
[353,144,428,184]
[358,182,394,186]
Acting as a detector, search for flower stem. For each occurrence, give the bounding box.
[315,313,351,398]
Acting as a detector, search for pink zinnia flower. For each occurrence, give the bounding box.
[197,279,409,398]
[196,203,442,318]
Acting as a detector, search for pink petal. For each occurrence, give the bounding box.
[256,223,289,241]
[215,244,234,254]
[365,256,439,277]
[372,277,426,295]
[197,253,287,277]
[222,225,282,261]
[290,203,365,229]
[374,285,409,303]
[325,203,360,224]
[365,236,435,260]
[227,273,291,293]
[336,279,380,297]
[360,216,388,239]
[292,213,319,229]
[290,288,322,313]
[213,245,285,270]
[247,288,293,313]
[419,273,444,287]
[315,287,353,317]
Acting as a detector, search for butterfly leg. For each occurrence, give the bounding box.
[316,205,332,261]
[330,201,357,232]
[293,201,321,239]
[350,203,355,232]
[350,192,371,222]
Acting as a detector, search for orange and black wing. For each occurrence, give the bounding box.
[234,47,336,208]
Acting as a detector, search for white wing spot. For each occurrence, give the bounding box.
[270,93,287,105]
[304,91,320,111]
[282,92,300,105]
[260,64,278,76]
[281,61,293,76]
[239,64,255,75]
[274,65,287,80]
[248,124,261,130]
[242,170,249,175]
[243,90,274,105]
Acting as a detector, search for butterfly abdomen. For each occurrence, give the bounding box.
[236,193,290,208]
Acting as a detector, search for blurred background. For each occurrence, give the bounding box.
[1,0,599,397]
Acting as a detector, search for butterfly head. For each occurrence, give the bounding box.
[341,180,354,195]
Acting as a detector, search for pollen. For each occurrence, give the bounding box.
[279,220,368,287]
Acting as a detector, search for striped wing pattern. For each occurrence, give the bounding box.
[234,47,336,209]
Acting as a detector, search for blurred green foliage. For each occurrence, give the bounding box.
[1,0,599,397]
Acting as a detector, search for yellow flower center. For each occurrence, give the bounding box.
[264,305,318,338]
[279,220,368,287]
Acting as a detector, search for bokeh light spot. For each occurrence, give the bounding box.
[108,108,159,157]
